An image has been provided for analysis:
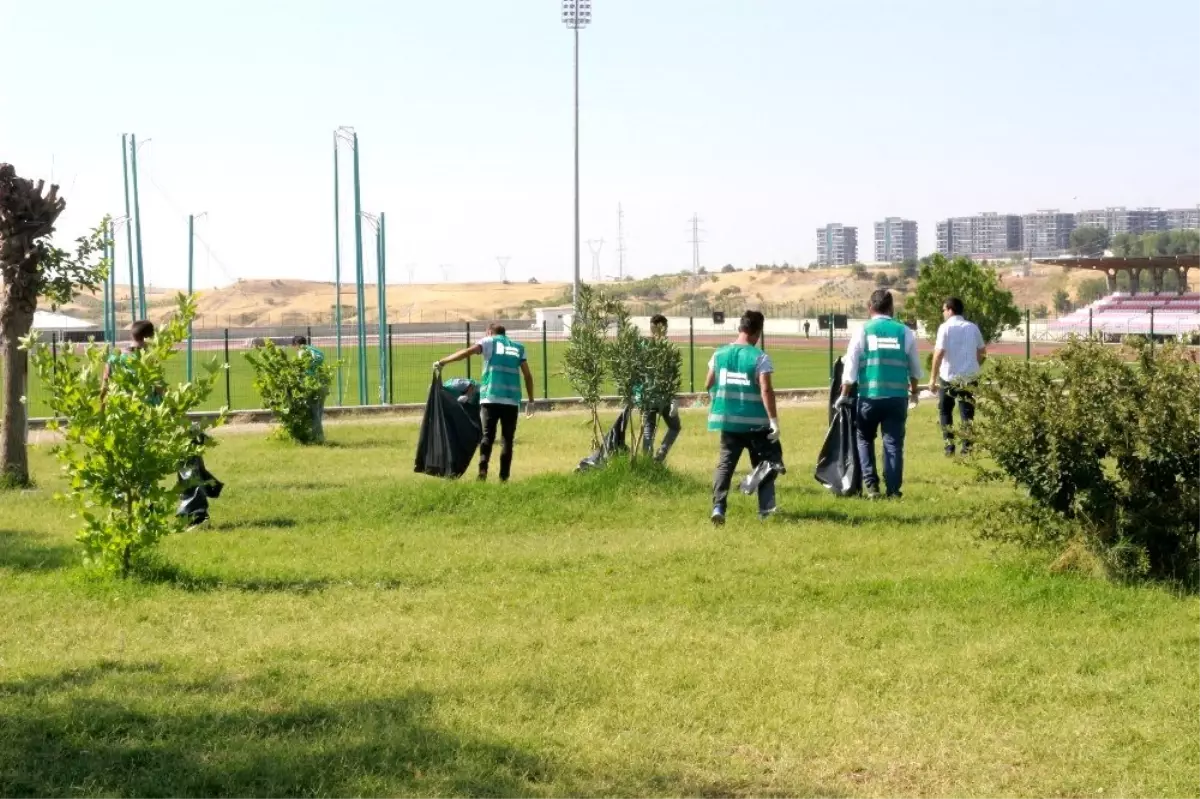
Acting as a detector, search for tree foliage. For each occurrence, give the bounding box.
[1111,229,1200,257]
[1069,225,1110,257]
[909,254,1020,343]
[244,341,334,444]
[1075,277,1110,306]
[1052,288,1071,313]
[973,338,1199,587]
[1,162,109,487]
[24,294,224,576]
[563,285,609,451]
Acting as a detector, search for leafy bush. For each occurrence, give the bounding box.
[24,294,225,576]
[564,285,609,451]
[245,340,334,444]
[973,338,1199,587]
[721,264,736,273]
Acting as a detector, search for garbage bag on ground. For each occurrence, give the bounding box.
[738,437,787,495]
[576,406,633,471]
[176,454,223,526]
[814,404,861,497]
[415,372,484,478]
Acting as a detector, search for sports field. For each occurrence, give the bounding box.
[1,406,1195,797]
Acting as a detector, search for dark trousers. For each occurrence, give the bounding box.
[938,380,976,454]
[855,396,908,496]
[712,430,778,513]
[479,403,519,481]
[642,404,681,461]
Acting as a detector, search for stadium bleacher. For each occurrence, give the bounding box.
[1049,293,1200,337]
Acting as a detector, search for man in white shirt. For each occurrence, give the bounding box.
[928,296,986,457]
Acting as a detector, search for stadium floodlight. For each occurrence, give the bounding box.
[562,0,592,312]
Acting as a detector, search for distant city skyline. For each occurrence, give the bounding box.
[3,0,1198,288]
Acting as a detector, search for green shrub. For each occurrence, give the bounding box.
[24,294,225,576]
[245,341,334,444]
[974,338,1199,587]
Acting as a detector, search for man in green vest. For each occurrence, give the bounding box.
[435,323,536,481]
[836,289,924,499]
[100,319,162,407]
[706,310,781,525]
[442,376,482,427]
[292,335,328,443]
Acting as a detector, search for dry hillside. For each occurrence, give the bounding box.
[56,263,1143,328]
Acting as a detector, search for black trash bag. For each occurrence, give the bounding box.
[828,356,845,425]
[815,403,861,497]
[577,406,632,470]
[415,373,484,478]
[176,454,223,525]
[738,437,786,495]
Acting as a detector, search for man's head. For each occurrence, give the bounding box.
[292,335,308,347]
[130,320,155,348]
[738,310,765,344]
[488,323,506,336]
[943,297,964,319]
[650,313,668,338]
[868,289,894,317]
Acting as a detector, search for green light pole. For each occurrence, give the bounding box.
[377,212,388,403]
[129,134,147,318]
[120,137,136,321]
[101,218,112,342]
[351,132,367,406]
[332,131,344,405]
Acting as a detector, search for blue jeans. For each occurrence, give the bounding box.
[855,396,908,496]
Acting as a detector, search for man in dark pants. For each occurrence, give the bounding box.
[706,310,781,524]
[640,314,682,462]
[836,290,923,499]
[436,323,536,482]
[928,296,986,456]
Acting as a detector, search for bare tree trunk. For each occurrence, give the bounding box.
[0,292,35,488]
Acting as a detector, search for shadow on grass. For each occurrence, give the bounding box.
[0,529,76,573]
[210,517,298,532]
[0,668,554,797]
[133,558,333,595]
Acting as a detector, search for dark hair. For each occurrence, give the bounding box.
[130,320,155,341]
[944,297,964,316]
[868,289,894,315]
[650,314,668,328]
[488,323,506,336]
[292,335,308,346]
[738,310,765,336]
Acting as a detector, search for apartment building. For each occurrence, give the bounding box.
[936,213,1022,257]
[873,217,918,262]
[816,224,858,266]
[1022,210,1076,257]
[1075,207,1165,236]
[1165,206,1200,230]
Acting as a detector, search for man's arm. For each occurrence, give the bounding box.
[929,349,944,392]
[905,327,923,399]
[760,372,777,419]
[704,367,716,391]
[839,328,865,398]
[520,361,535,404]
[436,342,483,367]
[975,325,987,366]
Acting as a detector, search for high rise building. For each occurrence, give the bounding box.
[1075,207,1165,236]
[873,217,918,262]
[1022,210,1076,256]
[816,223,858,266]
[1165,206,1200,230]
[936,213,1021,257]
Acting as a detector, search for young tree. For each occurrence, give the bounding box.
[245,341,334,443]
[909,254,1021,343]
[1052,288,1072,313]
[24,294,225,576]
[0,165,108,487]
[1075,277,1109,306]
[563,285,609,452]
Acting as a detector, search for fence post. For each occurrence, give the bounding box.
[1149,308,1155,355]
[306,325,312,346]
[1025,308,1031,362]
[465,321,472,381]
[50,332,57,380]
[688,316,695,393]
[223,328,232,408]
[541,321,549,399]
[387,323,394,404]
[828,311,834,379]
[1088,307,1093,338]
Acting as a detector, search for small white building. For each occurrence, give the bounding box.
[31,310,100,334]
[533,306,574,333]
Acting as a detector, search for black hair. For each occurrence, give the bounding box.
[650,314,668,327]
[738,310,765,336]
[292,335,308,346]
[130,320,155,341]
[488,323,506,336]
[868,290,894,315]
[944,297,964,316]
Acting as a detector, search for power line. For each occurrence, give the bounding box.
[496,256,511,283]
[688,213,706,274]
[586,238,604,281]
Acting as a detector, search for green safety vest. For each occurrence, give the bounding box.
[707,344,769,433]
[300,345,325,375]
[107,349,163,406]
[443,378,480,405]
[480,335,524,406]
[861,317,911,399]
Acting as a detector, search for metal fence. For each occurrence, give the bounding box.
[26,311,1197,418]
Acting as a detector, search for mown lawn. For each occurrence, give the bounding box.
[1,405,1196,797]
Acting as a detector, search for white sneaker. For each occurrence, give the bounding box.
[758,506,777,521]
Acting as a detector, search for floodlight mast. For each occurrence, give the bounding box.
[562,0,591,312]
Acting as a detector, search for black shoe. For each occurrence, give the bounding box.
[864,485,882,500]
[944,447,956,458]
[886,491,904,501]
[710,507,726,526]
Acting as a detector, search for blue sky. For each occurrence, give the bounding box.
[3,0,1198,290]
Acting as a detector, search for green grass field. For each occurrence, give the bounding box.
[17,341,838,416]
[1,406,1196,797]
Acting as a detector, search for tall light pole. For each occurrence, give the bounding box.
[562,0,591,310]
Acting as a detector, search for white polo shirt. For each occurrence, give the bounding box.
[934,315,985,381]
